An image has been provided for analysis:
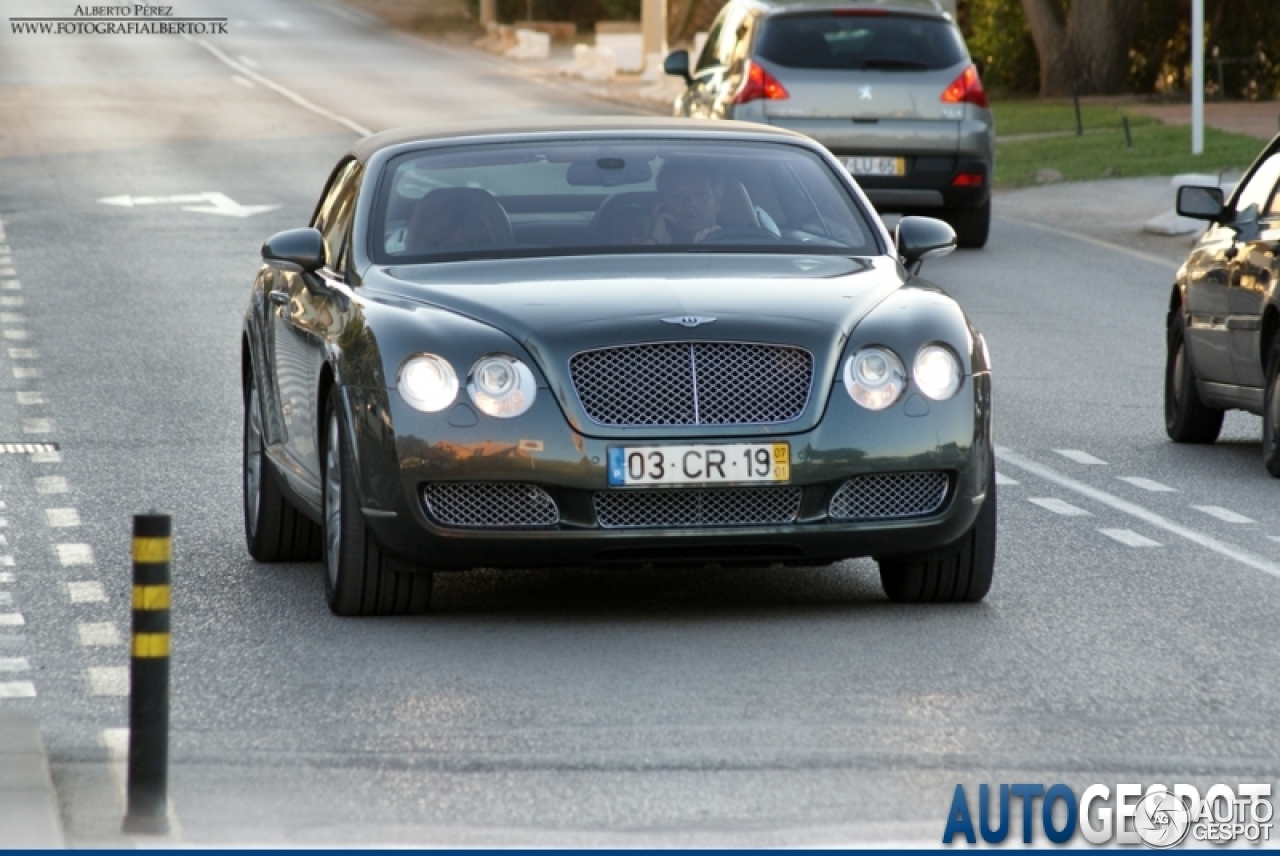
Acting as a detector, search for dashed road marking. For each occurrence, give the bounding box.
[1118,476,1177,492]
[0,519,10,528]
[30,450,61,464]
[997,446,1280,578]
[0,557,12,567]
[78,623,121,647]
[55,543,94,566]
[231,74,256,88]
[0,280,18,290]
[1099,528,1162,548]
[2,329,29,341]
[1029,497,1093,516]
[22,419,52,434]
[1192,506,1255,524]
[34,476,67,494]
[0,592,10,606]
[995,472,1019,486]
[0,657,29,672]
[13,367,41,379]
[67,581,106,603]
[0,313,25,324]
[0,572,12,583]
[0,681,35,698]
[7,348,35,359]
[0,296,22,306]
[15,391,44,405]
[88,667,129,697]
[1054,449,1107,465]
[0,613,25,627]
[45,508,80,527]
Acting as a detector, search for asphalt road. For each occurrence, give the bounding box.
[1,0,1278,846]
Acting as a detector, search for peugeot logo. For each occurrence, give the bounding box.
[662,315,716,328]
[859,85,873,100]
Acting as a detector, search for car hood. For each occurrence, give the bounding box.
[366,253,906,437]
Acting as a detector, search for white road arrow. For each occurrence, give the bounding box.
[98,192,278,218]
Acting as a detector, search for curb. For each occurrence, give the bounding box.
[0,712,65,848]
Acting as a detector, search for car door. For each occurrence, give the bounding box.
[682,5,744,119]
[268,158,362,484]
[1227,149,1280,387]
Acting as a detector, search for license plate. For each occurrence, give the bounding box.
[607,443,790,487]
[845,156,905,176]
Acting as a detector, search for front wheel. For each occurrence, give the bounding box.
[243,373,321,562]
[322,393,432,616]
[1263,339,1280,477]
[1164,312,1224,444]
[878,465,995,603]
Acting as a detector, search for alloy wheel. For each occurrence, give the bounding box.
[324,409,342,589]
[245,385,263,537]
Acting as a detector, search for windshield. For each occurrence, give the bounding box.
[369,139,881,263]
[755,13,968,71]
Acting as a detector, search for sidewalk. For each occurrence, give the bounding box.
[0,712,64,848]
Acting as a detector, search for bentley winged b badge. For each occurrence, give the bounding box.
[662,316,717,328]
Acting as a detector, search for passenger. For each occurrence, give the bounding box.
[406,188,511,252]
[649,161,721,244]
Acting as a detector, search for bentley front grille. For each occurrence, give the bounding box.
[828,472,950,520]
[593,487,803,529]
[570,342,813,427]
[423,483,559,528]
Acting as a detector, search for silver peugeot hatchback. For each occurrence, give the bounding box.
[665,0,993,248]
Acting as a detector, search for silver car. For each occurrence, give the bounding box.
[665,0,994,248]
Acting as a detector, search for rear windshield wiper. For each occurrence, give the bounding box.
[859,57,932,70]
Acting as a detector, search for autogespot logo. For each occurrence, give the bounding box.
[942,783,1273,847]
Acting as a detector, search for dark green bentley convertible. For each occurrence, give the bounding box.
[241,118,994,616]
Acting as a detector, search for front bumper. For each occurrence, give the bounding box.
[344,375,992,570]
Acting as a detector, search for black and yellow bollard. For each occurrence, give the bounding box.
[122,514,171,835]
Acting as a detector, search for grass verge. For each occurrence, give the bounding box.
[992,100,1160,137]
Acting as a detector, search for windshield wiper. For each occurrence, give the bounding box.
[860,57,931,70]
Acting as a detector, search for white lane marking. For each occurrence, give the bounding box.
[15,391,44,405]
[1054,449,1107,465]
[1029,497,1092,516]
[0,280,18,290]
[0,682,35,698]
[1099,528,1162,548]
[191,38,373,137]
[88,667,129,696]
[0,313,24,323]
[1192,506,1255,524]
[995,472,1019,486]
[0,657,29,671]
[22,419,52,434]
[0,269,14,278]
[12,368,39,379]
[0,535,7,546]
[30,451,61,464]
[0,592,10,606]
[0,296,22,306]
[999,217,1180,271]
[45,508,80,527]
[1118,476,1177,493]
[236,54,259,68]
[56,543,94,566]
[34,476,67,494]
[78,623,121,647]
[997,445,1280,578]
[8,348,37,359]
[231,74,256,89]
[67,581,106,603]
[2,329,28,341]
[0,557,12,567]
[0,572,12,583]
[0,519,9,528]
[0,613,25,627]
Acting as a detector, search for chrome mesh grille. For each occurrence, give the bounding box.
[570,343,812,427]
[594,487,803,529]
[828,472,950,520]
[423,483,559,528]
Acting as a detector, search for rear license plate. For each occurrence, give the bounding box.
[608,443,790,487]
[845,156,905,176]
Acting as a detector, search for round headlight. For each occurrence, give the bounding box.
[468,355,536,418]
[913,344,962,400]
[843,347,906,410]
[398,354,458,412]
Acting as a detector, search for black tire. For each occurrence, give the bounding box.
[322,393,432,616]
[1263,338,1280,477]
[946,199,990,250]
[878,464,996,603]
[1164,312,1224,444]
[243,372,321,562]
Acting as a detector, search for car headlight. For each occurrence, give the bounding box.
[398,353,458,412]
[843,347,906,410]
[913,344,962,401]
[467,354,536,418]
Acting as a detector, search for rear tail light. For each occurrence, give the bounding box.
[952,172,984,187]
[732,61,789,104]
[941,64,988,109]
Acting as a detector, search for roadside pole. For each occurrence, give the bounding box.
[1192,0,1203,155]
[642,0,666,67]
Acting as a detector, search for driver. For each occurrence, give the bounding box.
[650,161,721,244]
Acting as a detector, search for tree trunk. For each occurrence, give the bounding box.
[1020,0,1144,96]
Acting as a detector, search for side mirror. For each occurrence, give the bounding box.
[664,49,693,86]
[896,216,956,274]
[1176,185,1225,221]
[262,228,325,273]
